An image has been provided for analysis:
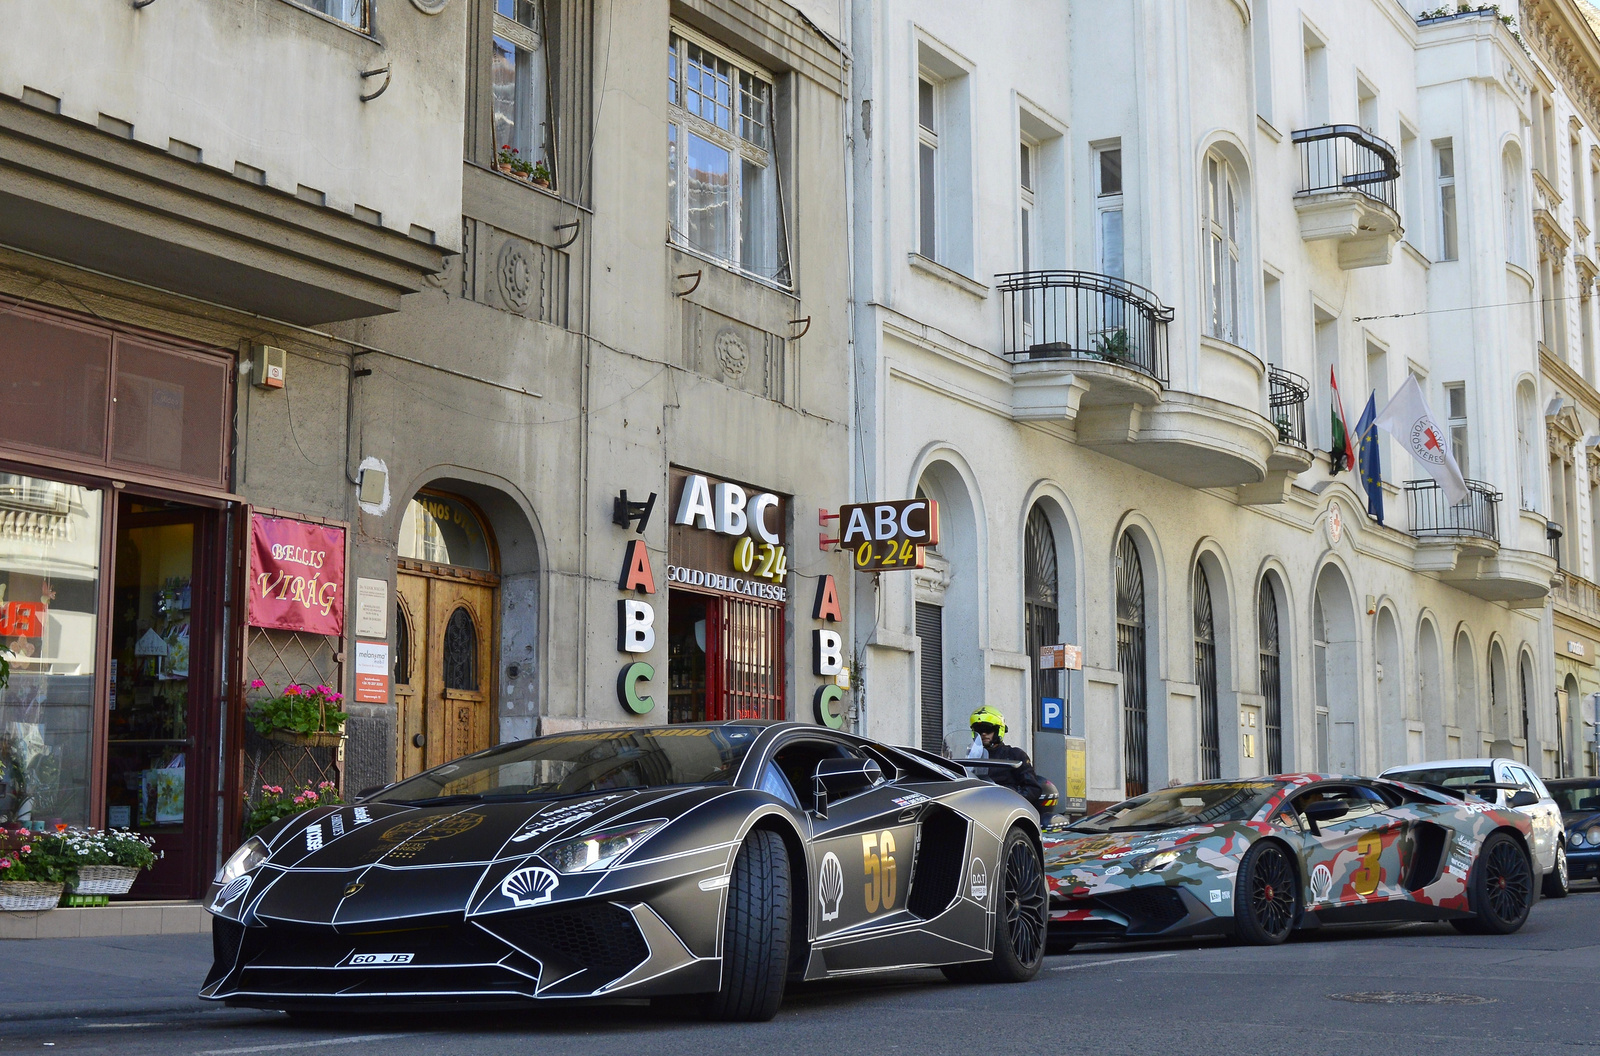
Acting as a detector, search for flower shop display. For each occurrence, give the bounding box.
[244,781,342,838]
[59,826,159,896]
[247,680,347,747]
[0,825,71,911]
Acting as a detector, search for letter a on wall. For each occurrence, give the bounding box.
[813,575,842,622]
[619,539,657,594]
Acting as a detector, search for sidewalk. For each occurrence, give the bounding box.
[0,932,214,1021]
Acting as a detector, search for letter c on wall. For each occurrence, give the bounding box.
[618,662,656,715]
[814,685,845,729]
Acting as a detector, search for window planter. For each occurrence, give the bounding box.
[0,881,63,912]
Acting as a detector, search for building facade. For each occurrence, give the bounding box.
[0,0,853,899]
[846,0,1591,808]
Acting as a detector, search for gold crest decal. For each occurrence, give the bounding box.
[342,882,365,898]
[366,813,486,861]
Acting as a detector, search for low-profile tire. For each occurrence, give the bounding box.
[1233,840,1298,946]
[1541,841,1570,899]
[704,828,791,1022]
[1451,831,1534,936]
[941,827,1047,984]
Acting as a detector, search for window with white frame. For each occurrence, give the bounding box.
[667,28,788,284]
[1203,151,1242,344]
[918,76,939,261]
[1435,140,1458,261]
[1573,132,1586,227]
[295,0,365,29]
[1096,145,1123,278]
[1401,124,1422,248]
[1019,140,1036,273]
[493,0,551,178]
[1445,382,1469,477]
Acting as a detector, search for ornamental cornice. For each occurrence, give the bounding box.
[1524,0,1600,131]
[1535,207,1571,258]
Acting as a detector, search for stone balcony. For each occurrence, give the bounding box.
[1405,480,1556,605]
[1292,125,1402,270]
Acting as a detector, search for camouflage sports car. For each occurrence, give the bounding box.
[1043,774,1536,950]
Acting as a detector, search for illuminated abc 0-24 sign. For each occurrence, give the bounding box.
[837,499,939,571]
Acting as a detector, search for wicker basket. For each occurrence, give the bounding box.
[73,865,141,896]
[267,729,344,748]
[0,881,64,912]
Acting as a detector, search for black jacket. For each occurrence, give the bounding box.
[984,739,1046,802]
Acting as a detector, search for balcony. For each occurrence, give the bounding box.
[1292,125,1402,269]
[1000,270,1282,492]
[1554,570,1600,623]
[1405,479,1556,604]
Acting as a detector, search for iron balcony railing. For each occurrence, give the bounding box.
[1292,124,1400,213]
[998,269,1173,385]
[1404,478,1500,542]
[1268,366,1309,448]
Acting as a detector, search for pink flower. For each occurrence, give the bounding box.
[0,859,10,869]
[284,684,301,696]
[19,845,30,855]
[329,693,344,702]
[318,781,336,790]
[316,685,330,694]
[250,679,266,689]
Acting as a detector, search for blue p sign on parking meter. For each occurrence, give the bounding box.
[1040,696,1064,731]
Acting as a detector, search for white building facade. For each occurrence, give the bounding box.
[848,0,1592,809]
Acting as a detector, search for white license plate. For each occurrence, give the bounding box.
[349,953,415,966]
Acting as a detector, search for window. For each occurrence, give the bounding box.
[1591,151,1600,239]
[296,0,365,29]
[1204,152,1243,344]
[1435,141,1458,261]
[1019,140,1035,272]
[1445,382,1469,477]
[1302,26,1328,126]
[1253,0,1273,124]
[667,29,788,284]
[1531,92,1548,176]
[1357,76,1378,136]
[493,0,551,177]
[1313,304,1338,450]
[1401,124,1422,245]
[1262,271,1283,366]
[1503,147,1525,267]
[1582,291,1595,383]
[918,76,939,261]
[1096,145,1124,278]
[1573,134,1586,227]
[1517,382,1539,512]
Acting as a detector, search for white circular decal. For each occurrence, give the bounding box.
[1309,862,1334,903]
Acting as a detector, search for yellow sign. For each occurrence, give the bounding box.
[1063,736,1087,813]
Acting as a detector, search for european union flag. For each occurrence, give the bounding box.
[1355,393,1383,525]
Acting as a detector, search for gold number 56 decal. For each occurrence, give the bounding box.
[862,830,898,914]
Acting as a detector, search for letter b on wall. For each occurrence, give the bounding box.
[813,629,843,676]
[618,600,656,653]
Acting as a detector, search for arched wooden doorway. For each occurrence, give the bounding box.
[394,490,498,777]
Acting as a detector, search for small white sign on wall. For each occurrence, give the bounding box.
[355,578,388,639]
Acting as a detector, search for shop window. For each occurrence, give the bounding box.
[0,475,102,828]
[110,337,231,486]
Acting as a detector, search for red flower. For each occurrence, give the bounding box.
[0,859,11,869]
[54,823,67,832]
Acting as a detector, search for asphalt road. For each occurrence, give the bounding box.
[3,886,1598,1056]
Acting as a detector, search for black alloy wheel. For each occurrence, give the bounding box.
[1234,841,1297,945]
[1452,831,1533,935]
[1004,835,1047,967]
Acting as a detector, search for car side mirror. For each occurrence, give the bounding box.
[811,757,883,817]
[1508,789,1538,808]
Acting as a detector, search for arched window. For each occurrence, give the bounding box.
[1516,381,1540,513]
[1025,507,1060,726]
[442,607,480,691]
[1518,651,1533,746]
[1313,595,1329,771]
[394,601,411,686]
[1258,580,1283,774]
[1504,146,1526,267]
[1194,565,1220,780]
[1116,535,1148,797]
[1204,151,1244,345]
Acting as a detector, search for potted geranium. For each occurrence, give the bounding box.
[59,826,158,896]
[530,161,552,189]
[248,681,347,748]
[244,781,343,838]
[0,826,72,911]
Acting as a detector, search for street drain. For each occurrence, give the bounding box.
[1329,992,1495,1006]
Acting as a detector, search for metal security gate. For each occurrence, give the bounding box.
[706,596,784,721]
[1258,582,1283,774]
[1116,536,1147,797]
[1194,566,1220,780]
[1025,507,1060,725]
[917,602,945,755]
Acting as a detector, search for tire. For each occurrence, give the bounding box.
[704,828,791,1022]
[941,828,1047,984]
[1451,831,1534,936]
[1232,840,1298,946]
[1541,841,1570,900]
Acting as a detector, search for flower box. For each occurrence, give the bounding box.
[0,881,63,912]
[72,864,141,896]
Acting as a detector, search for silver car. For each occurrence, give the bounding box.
[1381,758,1569,899]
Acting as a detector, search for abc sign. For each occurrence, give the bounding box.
[838,499,940,547]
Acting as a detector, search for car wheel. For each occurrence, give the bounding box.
[1233,840,1298,946]
[1541,841,1570,900]
[704,828,791,1022]
[941,827,1047,984]
[1450,831,1534,936]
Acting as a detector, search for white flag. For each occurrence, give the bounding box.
[1373,375,1469,505]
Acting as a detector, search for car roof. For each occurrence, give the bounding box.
[1382,758,1514,770]
[1546,777,1600,786]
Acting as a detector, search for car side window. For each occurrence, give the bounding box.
[757,761,801,808]
[1271,804,1304,834]
[1294,784,1384,825]
[1509,766,1538,793]
[771,738,864,796]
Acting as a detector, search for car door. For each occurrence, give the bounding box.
[766,735,923,945]
[1508,764,1558,872]
[1291,783,1412,909]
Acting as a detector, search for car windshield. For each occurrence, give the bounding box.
[1068,781,1281,833]
[1386,765,1495,799]
[1549,781,1600,815]
[369,726,764,804]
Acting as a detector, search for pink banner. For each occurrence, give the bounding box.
[248,514,345,637]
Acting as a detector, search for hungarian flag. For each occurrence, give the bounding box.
[1374,375,1469,505]
[1329,368,1357,474]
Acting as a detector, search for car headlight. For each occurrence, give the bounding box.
[216,836,269,885]
[543,821,664,873]
[1588,825,1600,848]
[1572,830,1587,849]
[1136,850,1180,873]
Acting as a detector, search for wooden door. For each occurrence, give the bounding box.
[395,571,496,778]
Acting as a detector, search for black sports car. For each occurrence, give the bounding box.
[202,722,1047,1020]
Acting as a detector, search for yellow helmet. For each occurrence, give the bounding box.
[969,705,1007,738]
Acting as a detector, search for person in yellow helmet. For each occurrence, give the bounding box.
[968,706,1049,815]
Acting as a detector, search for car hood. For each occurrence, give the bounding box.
[1563,810,1600,831]
[1042,823,1260,897]
[225,786,706,928]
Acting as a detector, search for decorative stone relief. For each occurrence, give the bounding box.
[681,303,785,403]
[498,241,533,311]
[460,219,569,327]
[714,329,749,380]
[409,0,449,13]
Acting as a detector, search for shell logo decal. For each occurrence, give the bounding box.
[501,865,560,908]
[1309,863,1334,904]
[819,851,844,921]
[212,875,250,910]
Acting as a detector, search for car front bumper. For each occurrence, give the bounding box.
[1048,884,1229,943]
